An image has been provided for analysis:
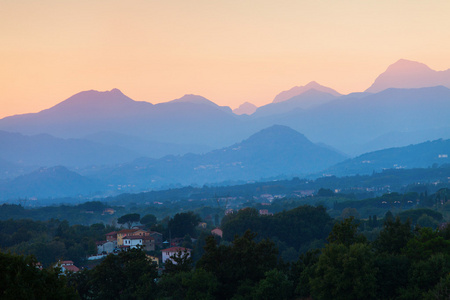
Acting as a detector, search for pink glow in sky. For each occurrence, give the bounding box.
[1,0,450,118]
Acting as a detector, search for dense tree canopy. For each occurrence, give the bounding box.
[117,213,140,229]
[0,252,78,299]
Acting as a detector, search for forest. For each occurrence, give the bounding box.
[2,212,450,299]
[1,185,450,299]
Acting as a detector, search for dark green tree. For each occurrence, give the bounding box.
[117,213,141,229]
[140,214,157,228]
[374,216,412,254]
[197,230,278,300]
[0,252,77,299]
[310,243,377,300]
[164,249,193,274]
[252,269,294,300]
[91,248,158,299]
[168,212,201,238]
[327,217,366,247]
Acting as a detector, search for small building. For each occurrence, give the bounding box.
[96,240,116,254]
[259,209,272,216]
[57,260,80,273]
[146,255,159,266]
[106,231,117,242]
[161,247,191,264]
[211,228,223,238]
[102,208,116,215]
[122,235,155,251]
[117,229,149,246]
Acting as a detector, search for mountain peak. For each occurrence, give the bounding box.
[169,94,219,107]
[387,59,432,72]
[244,125,310,145]
[365,59,450,93]
[233,102,257,115]
[273,82,341,103]
[109,88,125,95]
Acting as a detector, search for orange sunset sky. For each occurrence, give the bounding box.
[1,0,450,119]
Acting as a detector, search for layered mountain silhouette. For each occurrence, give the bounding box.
[2,82,450,158]
[366,59,450,93]
[81,125,346,189]
[82,131,211,159]
[0,166,102,200]
[252,89,338,118]
[233,102,258,115]
[272,81,341,103]
[1,58,450,200]
[251,86,450,155]
[0,130,140,168]
[325,138,450,176]
[0,89,243,149]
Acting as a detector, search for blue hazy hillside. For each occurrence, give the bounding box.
[325,138,450,176]
[0,166,103,200]
[82,125,347,190]
[0,130,140,169]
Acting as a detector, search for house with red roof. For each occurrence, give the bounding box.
[56,260,80,274]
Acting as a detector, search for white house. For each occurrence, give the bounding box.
[122,235,155,251]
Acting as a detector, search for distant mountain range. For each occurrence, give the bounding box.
[366,59,450,93]
[324,138,450,176]
[0,166,102,200]
[1,58,450,200]
[233,102,257,115]
[0,130,140,168]
[252,89,338,118]
[81,125,347,190]
[0,124,448,200]
[0,89,243,149]
[272,81,342,103]
[1,59,449,156]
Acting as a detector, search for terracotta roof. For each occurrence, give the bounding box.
[63,265,80,272]
[117,229,139,234]
[125,236,155,240]
[106,231,117,236]
[162,247,191,253]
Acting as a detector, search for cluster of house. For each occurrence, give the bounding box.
[94,228,194,265]
[96,228,163,254]
[47,227,228,274]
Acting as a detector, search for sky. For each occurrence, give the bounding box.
[1,0,450,118]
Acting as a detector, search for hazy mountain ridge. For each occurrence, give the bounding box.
[233,102,257,115]
[256,85,450,155]
[272,81,341,103]
[0,59,450,200]
[0,166,103,200]
[1,125,449,200]
[79,125,346,190]
[2,59,450,155]
[0,89,244,148]
[325,138,450,176]
[366,59,450,93]
[252,89,338,118]
[83,131,212,159]
[0,130,140,168]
